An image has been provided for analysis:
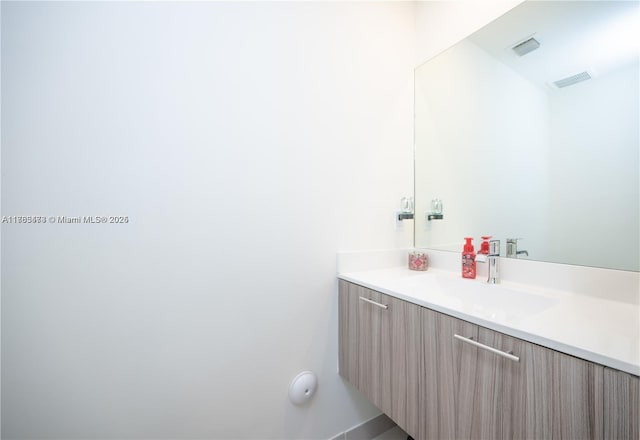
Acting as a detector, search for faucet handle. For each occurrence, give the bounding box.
[506,238,523,257]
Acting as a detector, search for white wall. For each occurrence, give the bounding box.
[1,2,415,439]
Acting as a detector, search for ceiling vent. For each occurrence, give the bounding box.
[553,71,593,88]
[512,37,540,56]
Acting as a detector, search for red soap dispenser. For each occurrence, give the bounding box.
[462,237,476,279]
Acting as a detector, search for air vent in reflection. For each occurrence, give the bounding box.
[512,37,540,56]
[553,71,592,88]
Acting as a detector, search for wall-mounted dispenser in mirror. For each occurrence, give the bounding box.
[427,198,443,221]
[414,0,639,272]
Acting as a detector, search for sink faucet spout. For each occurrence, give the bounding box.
[487,239,500,284]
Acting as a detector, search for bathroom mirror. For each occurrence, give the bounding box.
[414,0,639,272]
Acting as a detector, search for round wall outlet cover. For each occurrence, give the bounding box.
[288,371,317,405]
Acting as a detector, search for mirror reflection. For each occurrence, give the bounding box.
[414,0,639,272]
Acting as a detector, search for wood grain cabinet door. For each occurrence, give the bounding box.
[476,327,603,440]
[355,284,391,413]
[338,281,421,438]
[604,367,639,439]
[338,280,359,387]
[419,310,604,440]
[420,309,479,440]
[338,281,393,414]
[387,294,421,437]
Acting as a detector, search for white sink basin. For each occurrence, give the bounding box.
[388,272,558,324]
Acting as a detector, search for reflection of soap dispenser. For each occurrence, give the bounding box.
[462,237,476,279]
[479,236,491,255]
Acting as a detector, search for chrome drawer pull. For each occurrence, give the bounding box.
[358,296,388,310]
[454,334,520,362]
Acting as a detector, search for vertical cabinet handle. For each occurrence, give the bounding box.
[358,296,388,310]
[454,334,520,362]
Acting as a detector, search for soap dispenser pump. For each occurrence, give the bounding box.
[462,237,476,279]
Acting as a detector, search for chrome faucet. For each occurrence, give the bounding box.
[506,238,528,258]
[477,239,500,284]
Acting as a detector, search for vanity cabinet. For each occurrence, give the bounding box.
[339,280,637,440]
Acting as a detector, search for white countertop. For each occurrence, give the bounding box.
[338,266,640,376]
